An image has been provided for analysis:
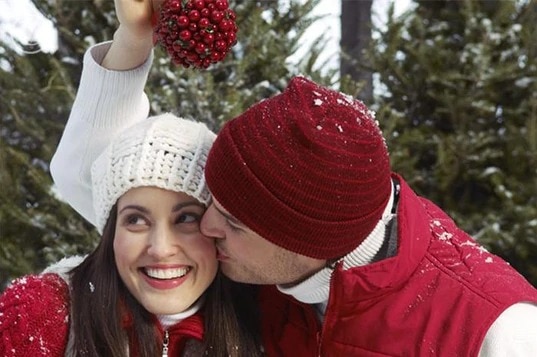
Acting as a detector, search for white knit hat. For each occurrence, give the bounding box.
[91,113,216,233]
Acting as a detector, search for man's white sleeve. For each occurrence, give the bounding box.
[479,302,537,356]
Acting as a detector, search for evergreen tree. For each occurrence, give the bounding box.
[0,0,115,289]
[369,0,537,285]
[0,0,333,289]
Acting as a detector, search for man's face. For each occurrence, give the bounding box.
[200,199,326,285]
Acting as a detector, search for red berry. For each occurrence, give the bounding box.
[168,0,181,11]
[188,10,201,22]
[210,51,222,61]
[200,8,210,17]
[219,19,232,32]
[215,0,228,11]
[195,42,207,55]
[192,0,206,10]
[226,31,237,45]
[210,10,224,23]
[203,32,215,44]
[188,22,198,32]
[177,15,189,28]
[215,40,227,52]
[199,17,210,28]
[187,39,196,49]
[179,29,192,41]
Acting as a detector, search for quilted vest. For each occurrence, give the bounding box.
[259,175,537,357]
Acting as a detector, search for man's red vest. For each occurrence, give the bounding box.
[258,175,537,356]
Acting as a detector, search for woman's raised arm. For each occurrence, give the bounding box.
[50,0,162,226]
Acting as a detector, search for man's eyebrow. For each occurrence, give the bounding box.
[214,203,243,226]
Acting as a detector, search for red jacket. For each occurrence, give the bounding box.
[258,175,537,356]
[0,273,204,356]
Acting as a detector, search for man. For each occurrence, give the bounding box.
[200,76,537,356]
[51,0,537,355]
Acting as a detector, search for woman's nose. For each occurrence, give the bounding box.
[146,225,178,258]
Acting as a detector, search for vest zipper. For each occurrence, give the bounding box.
[317,261,341,356]
[162,329,169,357]
[317,331,322,357]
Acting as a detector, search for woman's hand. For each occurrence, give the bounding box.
[114,0,163,40]
[102,0,165,70]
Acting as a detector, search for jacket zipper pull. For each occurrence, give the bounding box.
[162,330,169,357]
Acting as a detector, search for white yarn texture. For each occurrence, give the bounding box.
[91,113,216,233]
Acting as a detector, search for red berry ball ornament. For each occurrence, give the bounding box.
[154,0,238,69]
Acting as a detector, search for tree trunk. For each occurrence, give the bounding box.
[340,0,373,102]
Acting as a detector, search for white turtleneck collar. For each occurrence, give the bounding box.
[277,180,396,320]
[157,296,205,329]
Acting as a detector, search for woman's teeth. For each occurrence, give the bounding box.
[144,267,190,279]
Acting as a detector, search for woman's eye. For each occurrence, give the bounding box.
[176,213,200,224]
[125,214,146,226]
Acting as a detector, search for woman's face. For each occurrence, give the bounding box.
[114,186,217,315]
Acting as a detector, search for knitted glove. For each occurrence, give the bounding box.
[0,273,70,356]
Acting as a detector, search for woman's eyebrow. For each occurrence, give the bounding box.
[118,205,148,214]
[172,201,206,212]
[119,201,205,214]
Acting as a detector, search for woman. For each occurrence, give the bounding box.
[0,1,261,356]
[1,115,260,356]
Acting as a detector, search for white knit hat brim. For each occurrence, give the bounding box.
[91,113,216,233]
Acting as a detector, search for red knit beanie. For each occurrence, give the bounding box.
[205,76,392,259]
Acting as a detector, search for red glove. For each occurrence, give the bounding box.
[0,274,70,356]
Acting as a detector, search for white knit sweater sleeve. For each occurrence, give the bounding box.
[50,41,153,226]
[478,302,537,356]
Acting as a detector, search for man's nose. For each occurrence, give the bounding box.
[200,203,225,239]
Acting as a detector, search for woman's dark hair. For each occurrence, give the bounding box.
[203,274,263,356]
[70,204,262,356]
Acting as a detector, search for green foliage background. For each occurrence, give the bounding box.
[367,0,537,285]
[1,0,536,289]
